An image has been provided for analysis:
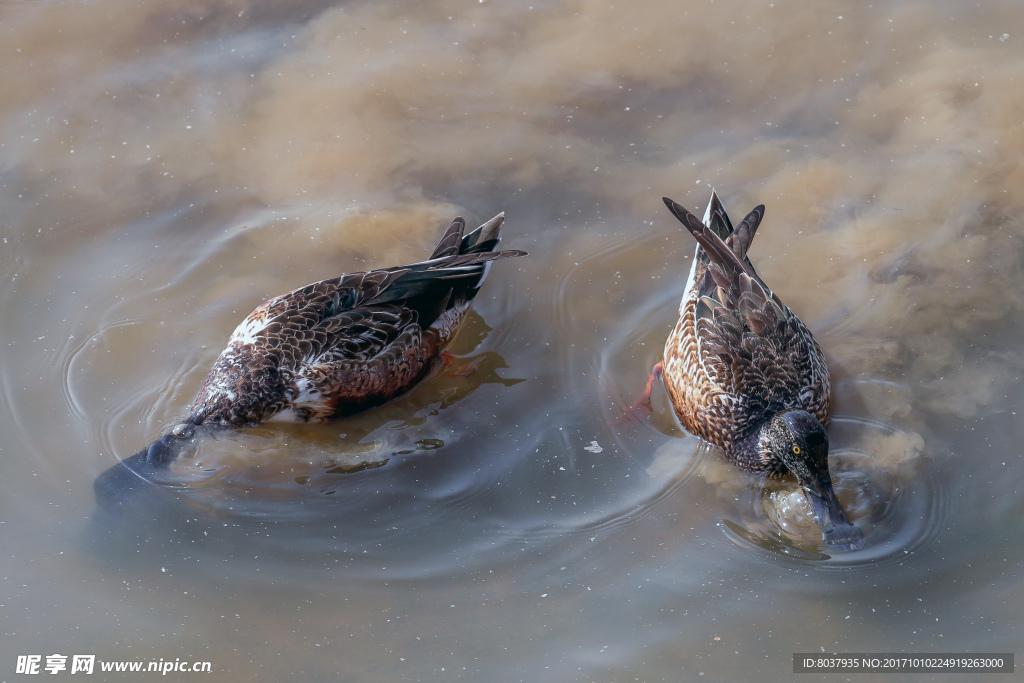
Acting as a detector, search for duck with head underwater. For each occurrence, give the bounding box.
[95,212,525,511]
[656,190,863,551]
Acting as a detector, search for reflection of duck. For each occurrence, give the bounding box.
[96,213,525,507]
[113,311,527,513]
[658,191,862,551]
[219,313,526,498]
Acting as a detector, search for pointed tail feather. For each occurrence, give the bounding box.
[664,197,756,280]
[662,197,694,227]
[461,213,505,254]
[374,249,526,303]
[430,217,467,259]
[373,212,523,306]
[702,190,734,239]
[431,212,507,260]
[726,205,765,261]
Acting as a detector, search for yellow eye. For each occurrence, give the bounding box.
[792,446,801,455]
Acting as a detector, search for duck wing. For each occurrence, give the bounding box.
[662,197,827,421]
[188,216,525,424]
[230,216,525,366]
[309,247,526,361]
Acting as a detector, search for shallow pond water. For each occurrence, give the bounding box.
[2,0,1024,681]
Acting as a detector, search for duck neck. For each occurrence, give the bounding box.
[731,418,786,475]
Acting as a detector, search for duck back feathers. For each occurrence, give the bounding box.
[187,214,525,426]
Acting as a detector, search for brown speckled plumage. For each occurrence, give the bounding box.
[93,213,527,509]
[187,213,525,426]
[661,192,830,475]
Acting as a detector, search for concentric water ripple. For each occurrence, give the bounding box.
[718,416,946,567]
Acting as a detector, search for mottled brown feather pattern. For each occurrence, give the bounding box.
[662,196,830,475]
[186,215,525,426]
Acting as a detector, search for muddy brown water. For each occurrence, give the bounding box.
[2,0,1023,681]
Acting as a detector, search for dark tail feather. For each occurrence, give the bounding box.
[430,212,506,260]
[662,197,694,228]
[380,249,526,302]
[704,190,734,239]
[663,197,756,279]
[460,213,504,254]
[430,217,467,259]
[726,205,765,261]
[663,191,747,244]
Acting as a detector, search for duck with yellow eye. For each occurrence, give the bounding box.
[658,190,863,551]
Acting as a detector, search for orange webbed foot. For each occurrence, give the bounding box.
[454,363,479,377]
[614,362,663,425]
[441,351,479,377]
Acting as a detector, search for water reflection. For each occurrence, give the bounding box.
[91,311,524,519]
[718,417,940,566]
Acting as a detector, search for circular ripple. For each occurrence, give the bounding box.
[719,416,946,567]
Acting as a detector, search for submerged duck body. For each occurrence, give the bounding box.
[96,213,524,506]
[661,191,862,550]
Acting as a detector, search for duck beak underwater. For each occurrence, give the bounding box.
[94,423,197,512]
[802,473,863,552]
[774,413,863,551]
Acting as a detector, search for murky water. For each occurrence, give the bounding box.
[3,0,1024,680]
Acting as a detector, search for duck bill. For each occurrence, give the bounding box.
[801,475,864,551]
[93,434,182,513]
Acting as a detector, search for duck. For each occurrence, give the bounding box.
[657,190,863,551]
[95,213,525,508]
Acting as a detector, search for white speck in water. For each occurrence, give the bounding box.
[584,441,602,453]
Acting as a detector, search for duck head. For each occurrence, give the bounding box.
[766,410,864,551]
[93,421,196,513]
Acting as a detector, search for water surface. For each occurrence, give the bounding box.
[2,0,1023,680]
